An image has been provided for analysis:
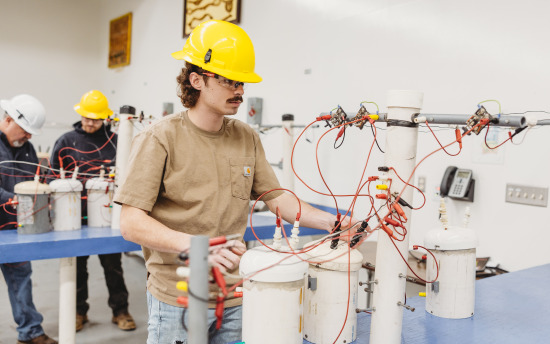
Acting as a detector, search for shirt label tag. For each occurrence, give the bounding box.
[244,166,251,177]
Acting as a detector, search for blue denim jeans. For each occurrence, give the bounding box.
[1,262,45,341]
[146,290,242,344]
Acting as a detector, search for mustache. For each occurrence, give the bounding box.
[227,96,243,103]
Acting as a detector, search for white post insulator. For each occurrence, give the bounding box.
[370,90,423,344]
[290,220,300,248]
[463,206,471,228]
[60,167,65,179]
[282,114,295,191]
[71,166,79,180]
[439,198,449,229]
[273,225,282,250]
[58,257,76,344]
[112,106,135,230]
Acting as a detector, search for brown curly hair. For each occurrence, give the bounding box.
[176,62,210,108]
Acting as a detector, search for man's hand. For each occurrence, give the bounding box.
[208,240,246,273]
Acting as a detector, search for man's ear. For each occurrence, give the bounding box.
[189,72,203,90]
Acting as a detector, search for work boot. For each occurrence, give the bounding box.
[112,312,136,331]
[16,334,58,344]
[76,313,88,332]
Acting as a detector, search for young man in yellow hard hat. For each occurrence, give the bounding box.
[114,20,354,343]
[49,90,136,332]
[0,94,57,344]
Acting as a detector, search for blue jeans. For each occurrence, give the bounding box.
[1,262,45,341]
[146,290,242,344]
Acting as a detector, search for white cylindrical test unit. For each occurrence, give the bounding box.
[85,177,113,227]
[302,241,364,344]
[240,246,308,344]
[49,178,83,231]
[14,179,52,234]
[424,226,478,318]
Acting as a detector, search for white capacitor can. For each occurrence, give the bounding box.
[85,177,113,227]
[424,226,478,319]
[302,241,364,344]
[49,178,83,231]
[240,245,308,344]
[14,179,52,234]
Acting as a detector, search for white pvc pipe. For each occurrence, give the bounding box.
[111,111,134,230]
[369,90,423,344]
[58,257,76,344]
[282,114,295,191]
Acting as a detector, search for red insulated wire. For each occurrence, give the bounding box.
[484,123,512,149]
[425,121,461,156]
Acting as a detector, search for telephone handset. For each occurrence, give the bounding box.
[440,166,473,199]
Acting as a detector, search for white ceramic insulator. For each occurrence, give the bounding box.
[290,221,300,248]
[414,116,426,123]
[176,266,190,278]
[463,206,471,228]
[58,257,76,344]
[273,226,282,250]
[439,198,449,229]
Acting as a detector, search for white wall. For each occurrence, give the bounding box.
[0,0,102,151]
[2,0,550,271]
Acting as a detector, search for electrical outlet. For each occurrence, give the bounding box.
[505,184,548,207]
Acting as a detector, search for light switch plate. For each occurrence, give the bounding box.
[505,184,548,207]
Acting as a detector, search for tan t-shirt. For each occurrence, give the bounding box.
[114,111,282,307]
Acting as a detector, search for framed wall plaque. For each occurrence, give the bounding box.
[183,0,241,37]
[109,12,132,68]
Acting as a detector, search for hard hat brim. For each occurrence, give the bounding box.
[172,51,262,83]
[74,104,113,120]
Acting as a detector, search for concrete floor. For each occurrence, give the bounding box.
[0,253,148,344]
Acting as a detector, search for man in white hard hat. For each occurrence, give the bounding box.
[0,94,57,344]
[114,20,356,343]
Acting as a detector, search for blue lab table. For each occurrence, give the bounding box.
[316,263,550,344]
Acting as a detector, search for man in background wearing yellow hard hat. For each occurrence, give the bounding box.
[114,20,354,343]
[49,90,136,332]
[0,94,57,344]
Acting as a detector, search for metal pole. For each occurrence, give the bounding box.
[370,90,423,344]
[188,235,209,344]
[413,113,526,128]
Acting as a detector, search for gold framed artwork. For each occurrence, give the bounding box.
[108,12,132,68]
[183,0,241,37]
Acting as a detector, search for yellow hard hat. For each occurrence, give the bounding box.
[171,20,261,83]
[74,90,113,120]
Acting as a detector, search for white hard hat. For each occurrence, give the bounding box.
[0,94,46,135]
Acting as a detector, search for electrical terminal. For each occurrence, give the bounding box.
[351,105,370,129]
[375,194,388,199]
[356,307,375,313]
[273,224,282,250]
[177,296,188,307]
[375,184,388,190]
[330,106,348,128]
[414,116,427,123]
[378,173,390,182]
[290,220,300,248]
[465,106,496,135]
[397,301,415,312]
[176,266,190,278]
[176,281,188,292]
